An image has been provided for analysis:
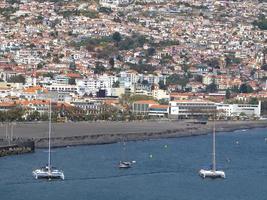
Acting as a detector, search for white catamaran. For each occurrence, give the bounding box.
[118,140,133,169]
[199,118,225,179]
[32,99,64,180]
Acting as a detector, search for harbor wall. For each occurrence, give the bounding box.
[0,140,35,157]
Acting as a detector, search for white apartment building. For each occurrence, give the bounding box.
[76,75,117,96]
[45,84,78,94]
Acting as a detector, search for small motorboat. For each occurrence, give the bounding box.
[118,161,132,169]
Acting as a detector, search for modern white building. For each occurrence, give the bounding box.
[216,101,261,118]
[169,100,261,119]
[76,75,117,96]
[169,100,216,119]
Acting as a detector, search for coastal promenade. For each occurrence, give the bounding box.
[0,120,267,148]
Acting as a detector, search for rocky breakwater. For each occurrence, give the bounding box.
[0,139,35,157]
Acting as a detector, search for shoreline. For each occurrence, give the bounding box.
[1,120,267,148]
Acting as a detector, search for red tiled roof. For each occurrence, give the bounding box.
[66,73,82,78]
[133,100,158,104]
[150,104,169,109]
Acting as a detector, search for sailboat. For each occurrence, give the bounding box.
[199,117,225,179]
[32,99,64,180]
[118,140,133,169]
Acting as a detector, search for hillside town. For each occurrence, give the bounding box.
[0,0,266,121]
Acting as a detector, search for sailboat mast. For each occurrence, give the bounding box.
[48,99,52,169]
[212,114,216,171]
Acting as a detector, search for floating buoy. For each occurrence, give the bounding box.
[149,154,153,158]
[164,145,168,148]
[235,141,239,145]
[132,160,136,164]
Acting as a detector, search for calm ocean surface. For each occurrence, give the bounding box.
[1,128,267,200]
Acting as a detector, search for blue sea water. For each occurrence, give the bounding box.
[1,128,267,200]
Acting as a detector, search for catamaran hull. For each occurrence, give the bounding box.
[32,170,64,180]
[199,169,225,179]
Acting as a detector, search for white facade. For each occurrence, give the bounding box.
[99,0,130,7]
[169,100,261,118]
[45,84,78,94]
[169,100,216,118]
[216,101,261,117]
[76,75,117,96]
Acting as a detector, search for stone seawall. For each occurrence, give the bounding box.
[0,140,35,157]
[1,120,267,149]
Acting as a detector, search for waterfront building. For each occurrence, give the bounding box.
[216,101,261,118]
[132,100,158,115]
[169,100,261,119]
[169,100,216,119]
[148,104,169,118]
[71,99,103,114]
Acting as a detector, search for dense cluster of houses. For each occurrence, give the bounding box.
[0,0,266,120]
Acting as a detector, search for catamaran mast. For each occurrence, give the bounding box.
[212,114,216,171]
[48,99,52,169]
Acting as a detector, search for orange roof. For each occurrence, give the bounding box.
[55,102,73,108]
[15,100,51,107]
[66,73,82,78]
[103,99,119,105]
[150,104,169,109]
[0,102,16,107]
[23,86,48,94]
[133,100,158,104]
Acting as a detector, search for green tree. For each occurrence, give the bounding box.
[7,75,25,84]
[37,62,45,69]
[147,47,156,56]
[261,64,267,71]
[68,78,76,85]
[158,80,166,90]
[225,88,231,99]
[112,32,122,46]
[206,80,218,93]
[248,97,258,104]
[112,81,120,88]
[109,57,115,68]
[94,62,106,74]
[230,85,240,93]
[253,15,267,30]
[239,83,253,93]
[42,72,54,78]
[6,108,24,122]
[26,111,41,121]
[69,60,76,71]
[166,74,189,89]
